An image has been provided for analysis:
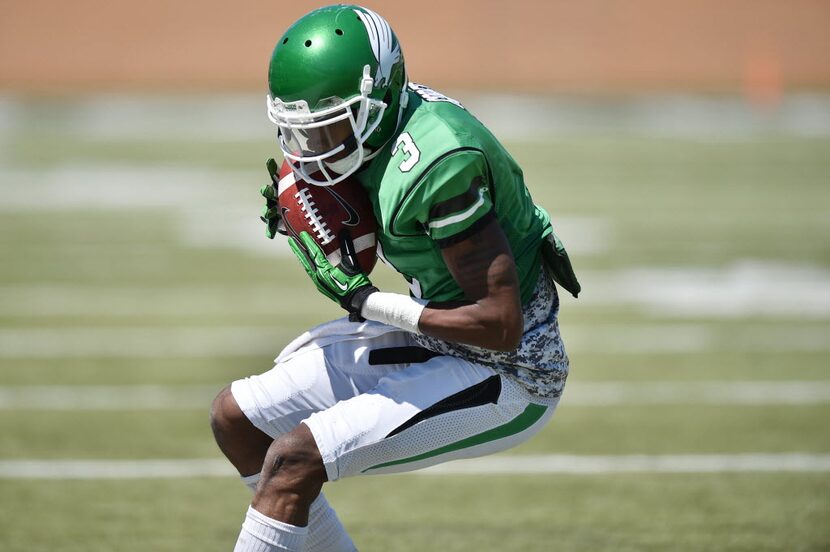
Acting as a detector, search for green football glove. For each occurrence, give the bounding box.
[289,230,378,320]
[541,230,581,298]
[260,158,286,239]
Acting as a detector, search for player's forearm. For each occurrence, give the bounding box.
[418,296,523,352]
[360,220,524,350]
[359,291,523,351]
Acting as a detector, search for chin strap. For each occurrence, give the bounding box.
[395,80,409,127]
[324,146,366,175]
[360,65,374,95]
[400,82,409,109]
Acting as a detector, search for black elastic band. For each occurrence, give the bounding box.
[368,346,443,366]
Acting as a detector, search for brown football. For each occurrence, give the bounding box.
[277,160,378,274]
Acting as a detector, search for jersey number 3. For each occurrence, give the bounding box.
[392,132,420,173]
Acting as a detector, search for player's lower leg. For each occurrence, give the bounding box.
[240,472,356,551]
[234,423,326,552]
[212,386,354,551]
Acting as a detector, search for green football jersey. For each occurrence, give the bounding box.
[356,83,553,305]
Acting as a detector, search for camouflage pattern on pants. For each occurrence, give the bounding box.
[413,269,569,399]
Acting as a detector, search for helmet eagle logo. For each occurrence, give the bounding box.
[354,8,401,88]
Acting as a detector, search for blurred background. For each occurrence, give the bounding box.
[1,1,829,550]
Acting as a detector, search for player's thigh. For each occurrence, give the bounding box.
[303,356,559,481]
[230,328,417,439]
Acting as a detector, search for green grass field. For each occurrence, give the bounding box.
[1,96,829,550]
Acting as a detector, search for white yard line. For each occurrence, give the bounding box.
[0,459,234,479]
[1,381,829,410]
[0,167,258,211]
[4,261,830,320]
[561,323,830,354]
[0,167,608,256]
[3,261,829,319]
[0,385,221,410]
[2,323,827,358]
[0,327,281,358]
[420,453,830,475]
[577,263,830,319]
[1,454,829,479]
[562,381,830,406]
[0,285,288,317]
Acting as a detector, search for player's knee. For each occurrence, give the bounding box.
[209,385,244,443]
[257,423,325,500]
[210,384,275,476]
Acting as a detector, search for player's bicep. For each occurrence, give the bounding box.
[439,217,520,304]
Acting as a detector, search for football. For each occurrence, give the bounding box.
[277,160,378,274]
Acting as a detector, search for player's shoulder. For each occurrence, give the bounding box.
[398,83,489,156]
[361,83,490,195]
[358,84,495,229]
[360,85,497,237]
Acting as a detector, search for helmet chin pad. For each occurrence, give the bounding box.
[323,145,365,175]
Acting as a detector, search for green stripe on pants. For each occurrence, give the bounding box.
[363,403,548,472]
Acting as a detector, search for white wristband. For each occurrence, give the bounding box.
[360,292,426,334]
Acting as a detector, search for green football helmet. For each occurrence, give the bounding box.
[267,5,408,186]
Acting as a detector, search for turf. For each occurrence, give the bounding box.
[0,96,828,550]
[1,403,827,459]
[0,474,827,551]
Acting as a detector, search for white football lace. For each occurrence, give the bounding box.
[294,188,335,245]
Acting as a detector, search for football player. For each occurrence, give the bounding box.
[210,5,580,551]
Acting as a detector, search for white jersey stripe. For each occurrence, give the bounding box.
[427,188,487,230]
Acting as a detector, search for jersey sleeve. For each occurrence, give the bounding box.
[396,149,495,248]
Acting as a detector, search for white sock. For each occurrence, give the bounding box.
[238,475,354,551]
[305,494,357,552]
[234,506,308,552]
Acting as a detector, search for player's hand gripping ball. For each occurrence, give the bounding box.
[261,158,287,239]
[289,231,378,321]
[273,159,378,274]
